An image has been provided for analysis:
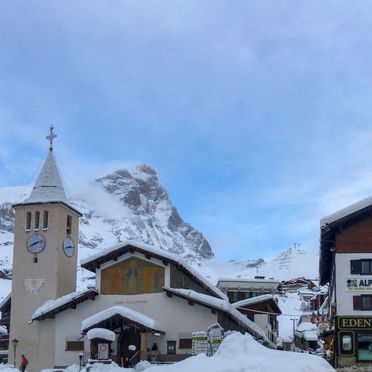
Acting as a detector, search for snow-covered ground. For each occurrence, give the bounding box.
[276,292,304,342]
[59,332,333,372]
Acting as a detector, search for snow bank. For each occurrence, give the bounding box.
[87,328,116,342]
[143,332,334,372]
[63,333,334,372]
[0,366,19,372]
[82,361,131,372]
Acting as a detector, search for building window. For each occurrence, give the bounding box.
[26,212,32,230]
[354,295,372,310]
[66,215,72,235]
[350,260,372,275]
[65,341,84,351]
[357,333,372,361]
[342,335,352,351]
[339,332,354,355]
[167,341,176,354]
[179,339,192,349]
[34,211,40,230]
[362,296,372,310]
[43,211,49,229]
[362,260,372,275]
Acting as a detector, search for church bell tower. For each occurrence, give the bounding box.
[8,127,82,371]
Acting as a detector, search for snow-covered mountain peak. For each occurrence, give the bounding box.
[96,165,169,212]
[0,164,214,273]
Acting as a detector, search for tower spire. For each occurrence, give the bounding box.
[25,126,66,203]
[46,125,57,151]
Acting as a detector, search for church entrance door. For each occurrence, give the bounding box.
[117,326,141,366]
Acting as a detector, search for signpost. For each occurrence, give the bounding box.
[192,324,224,356]
[207,323,224,356]
[192,331,208,355]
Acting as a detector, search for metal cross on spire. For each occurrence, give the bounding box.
[46,125,57,151]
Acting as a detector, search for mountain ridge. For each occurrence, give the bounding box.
[0,164,318,284]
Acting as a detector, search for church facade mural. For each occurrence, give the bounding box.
[100,257,165,295]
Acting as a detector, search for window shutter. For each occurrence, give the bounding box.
[351,260,361,274]
[353,295,362,310]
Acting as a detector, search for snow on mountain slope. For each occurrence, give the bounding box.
[0,165,213,282]
[195,246,318,285]
[0,164,319,303]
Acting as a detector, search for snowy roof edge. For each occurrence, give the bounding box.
[163,287,269,344]
[320,195,372,228]
[80,240,227,300]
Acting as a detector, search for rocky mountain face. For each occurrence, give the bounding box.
[0,164,213,279]
[0,165,318,285]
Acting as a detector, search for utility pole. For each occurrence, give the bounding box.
[290,318,297,350]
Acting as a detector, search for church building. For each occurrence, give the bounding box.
[2,129,270,371]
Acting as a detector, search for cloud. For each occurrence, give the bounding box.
[1,1,372,261]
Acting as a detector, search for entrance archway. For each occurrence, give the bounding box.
[117,326,141,366]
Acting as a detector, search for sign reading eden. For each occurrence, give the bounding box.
[347,278,372,290]
[339,317,372,329]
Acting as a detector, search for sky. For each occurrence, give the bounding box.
[1,1,372,260]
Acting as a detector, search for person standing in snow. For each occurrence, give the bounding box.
[19,354,29,372]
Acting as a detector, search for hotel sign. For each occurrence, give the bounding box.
[338,317,372,329]
[347,278,372,290]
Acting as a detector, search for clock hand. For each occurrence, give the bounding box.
[30,240,41,247]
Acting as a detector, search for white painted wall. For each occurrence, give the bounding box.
[335,253,372,316]
[53,291,218,367]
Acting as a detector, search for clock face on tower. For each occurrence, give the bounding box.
[26,233,46,254]
[63,236,75,257]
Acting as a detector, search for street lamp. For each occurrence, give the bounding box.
[78,352,84,371]
[12,338,19,368]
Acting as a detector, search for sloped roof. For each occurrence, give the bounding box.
[13,150,82,215]
[163,287,269,344]
[81,240,227,300]
[0,294,11,313]
[320,195,372,228]
[319,196,372,285]
[232,294,282,315]
[81,305,164,334]
[27,150,67,203]
[32,289,98,320]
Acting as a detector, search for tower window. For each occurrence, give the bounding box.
[66,215,72,235]
[26,212,32,230]
[34,211,40,230]
[43,211,49,229]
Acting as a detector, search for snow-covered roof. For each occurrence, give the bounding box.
[163,287,269,344]
[26,150,67,204]
[232,294,278,308]
[217,278,280,284]
[0,326,7,335]
[81,306,163,333]
[320,195,372,228]
[296,320,318,341]
[32,289,98,320]
[296,328,318,341]
[0,293,11,311]
[81,240,227,300]
[87,328,116,342]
